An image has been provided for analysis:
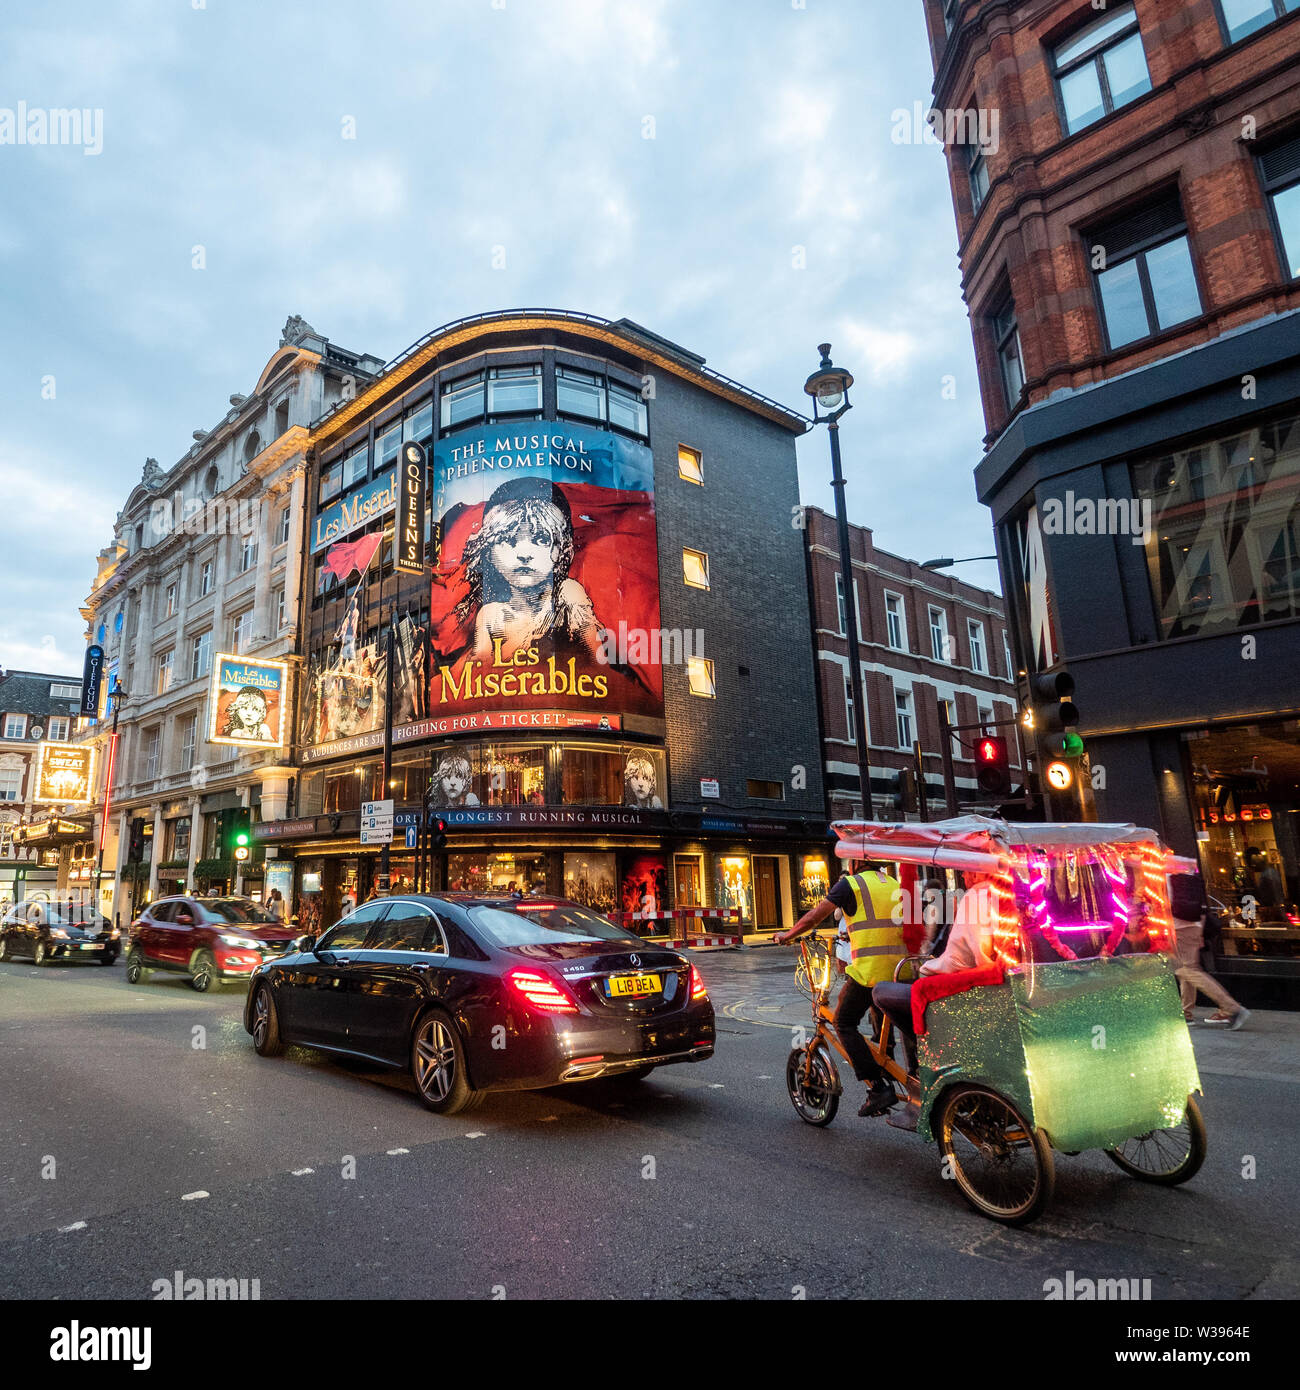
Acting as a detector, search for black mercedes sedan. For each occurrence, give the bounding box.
[242,893,715,1113]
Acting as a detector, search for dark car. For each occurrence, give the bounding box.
[127,895,299,992]
[0,902,121,966]
[242,894,716,1114]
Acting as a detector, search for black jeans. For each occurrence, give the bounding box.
[871,981,918,1076]
[833,978,885,1083]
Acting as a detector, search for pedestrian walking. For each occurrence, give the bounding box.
[266,888,287,924]
[1170,873,1249,1030]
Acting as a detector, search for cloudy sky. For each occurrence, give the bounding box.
[0,0,998,676]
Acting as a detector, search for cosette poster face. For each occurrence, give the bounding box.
[209,656,288,748]
[429,425,663,723]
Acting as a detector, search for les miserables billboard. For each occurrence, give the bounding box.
[429,425,663,721]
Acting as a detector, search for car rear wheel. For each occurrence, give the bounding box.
[411,1009,482,1115]
[125,949,147,983]
[190,950,218,993]
[33,940,49,967]
[251,985,284,1057]
[0,935,10,962]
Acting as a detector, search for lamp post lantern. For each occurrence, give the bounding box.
[804,344,873,819]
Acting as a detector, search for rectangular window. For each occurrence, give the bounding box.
[0,764,23,800]
[47,716,71,741]
[155,649,174,696]
[274,586,286,630]
[686,656,716,698]
[240,536,257,573]
[1003,630,1014,679]
[844,674,856,746]
[560,745,625,806]
[403,401,434,445]
[943,698,962,761]
[231,611,252,655]
[439,372,485,429]
[277,506,291,546]
[375,424,402,474]
[343,445,368,489]
[487,364,542,416]
[1216,0,1299,46]
[834,574,847,636]
[199,559,213,596]
[556,366,605,421]
[1260,130,1300,281]
[929,606,949,662]
[943,0,961,33]
[318,458,343,504]
[2,714,26,740]
[1053,4,1151,136]
[682,547,710,589]
[677,445,703,485]
[966,140,990,213]
[1090,195,1202,349]
[180,714,197,771]
[164,584,177,618]
[608,381,648,436]
[884,592,906,650]
[144,726,161,782]
[991,293,1025,408]
[1134,409,1300,639]
[978,705,995,734]
[968,620,986,672]
[746,779,785,801]
[895,688,915,749]
[49,682,80,699]
[191,630,212,682]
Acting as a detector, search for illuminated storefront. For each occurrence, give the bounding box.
[267,311,829,934]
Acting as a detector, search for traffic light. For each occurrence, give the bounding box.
[227,808,252,862]
[127,818,146,864]
[975,735,1012,798]
[1030,670,1081,758]
[430,818,447,852]
[891,768,917,817]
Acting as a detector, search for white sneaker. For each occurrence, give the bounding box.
[1228,1007,1251,1031]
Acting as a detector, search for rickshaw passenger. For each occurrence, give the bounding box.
[775,860,904,1117]
[872,873,1000,1078]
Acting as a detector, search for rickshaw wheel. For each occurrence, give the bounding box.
[786,1045,840,1126]
[1105,1095,1207,1186]
[937,1084,1055,1226]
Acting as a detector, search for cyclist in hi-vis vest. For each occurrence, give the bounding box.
[775,860,904,1117]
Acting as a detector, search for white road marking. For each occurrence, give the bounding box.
[465,1131,486,1139]
[181,1191,209,1201]
[707,1083,725,1089]
[386,1147,409,1155]
[291,1167,314,1176]
[58,1221,86,1233]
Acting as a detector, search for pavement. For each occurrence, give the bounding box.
[0,946,1296,1301]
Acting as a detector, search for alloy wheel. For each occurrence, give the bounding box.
[414,1018,456,1102]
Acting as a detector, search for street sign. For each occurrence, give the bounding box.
[360,798,395,845]
[405,825,418,849]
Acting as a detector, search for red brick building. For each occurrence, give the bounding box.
[922,0,1300,1001]
[802,507,1020,821]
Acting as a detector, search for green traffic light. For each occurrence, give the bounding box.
[1062,733,1085,758]
[235,831,250,846]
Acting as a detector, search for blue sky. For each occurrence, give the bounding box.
[0,0,999,675]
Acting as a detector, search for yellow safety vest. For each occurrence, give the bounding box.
[843,870,905,988]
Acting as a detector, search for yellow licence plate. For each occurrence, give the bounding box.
[608,973,662,998]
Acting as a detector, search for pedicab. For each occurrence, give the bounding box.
[786,816,1206,1225]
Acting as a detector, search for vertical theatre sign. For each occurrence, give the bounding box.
[395,441,426,576]
[209,655,289,748]
[81,644,104,717]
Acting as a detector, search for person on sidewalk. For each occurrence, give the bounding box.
[775,859,904,1118]
[1169,872,1249,1030]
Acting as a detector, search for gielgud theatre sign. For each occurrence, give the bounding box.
[301,424,663,762]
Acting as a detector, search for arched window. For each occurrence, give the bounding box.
[244,431,261,463]
[204,465,219,498]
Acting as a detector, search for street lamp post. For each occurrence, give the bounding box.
[94,679,126,922]
[804,345,873,819]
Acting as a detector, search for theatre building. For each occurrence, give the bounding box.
[923,0,1300,1000]
[267,310,828,936]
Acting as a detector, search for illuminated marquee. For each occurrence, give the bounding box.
[209,655,289,749]
[34,743,95,804]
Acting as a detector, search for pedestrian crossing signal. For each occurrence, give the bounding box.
[976,735,1012,797]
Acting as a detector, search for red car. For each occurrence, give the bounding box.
[126,895,297,992]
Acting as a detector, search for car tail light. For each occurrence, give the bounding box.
[507,969,579,1015]
[689,965,708,1001]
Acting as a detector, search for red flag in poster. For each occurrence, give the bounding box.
[324,531,384,584]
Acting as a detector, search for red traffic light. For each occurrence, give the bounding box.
[978,738,1002,763]
[975,735,1011,798]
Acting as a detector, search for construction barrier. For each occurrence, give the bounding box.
[666,906,742,949]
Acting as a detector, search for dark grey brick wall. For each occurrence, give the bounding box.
[646,371,825,817]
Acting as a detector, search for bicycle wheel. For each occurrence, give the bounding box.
[936,1084,1055,1226]
[1105,1095,1206,1186]
[786,1044,840,1126]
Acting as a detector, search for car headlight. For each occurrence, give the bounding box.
[217,933,260,949]
[49,928,69,939]
[109,927,120,939]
